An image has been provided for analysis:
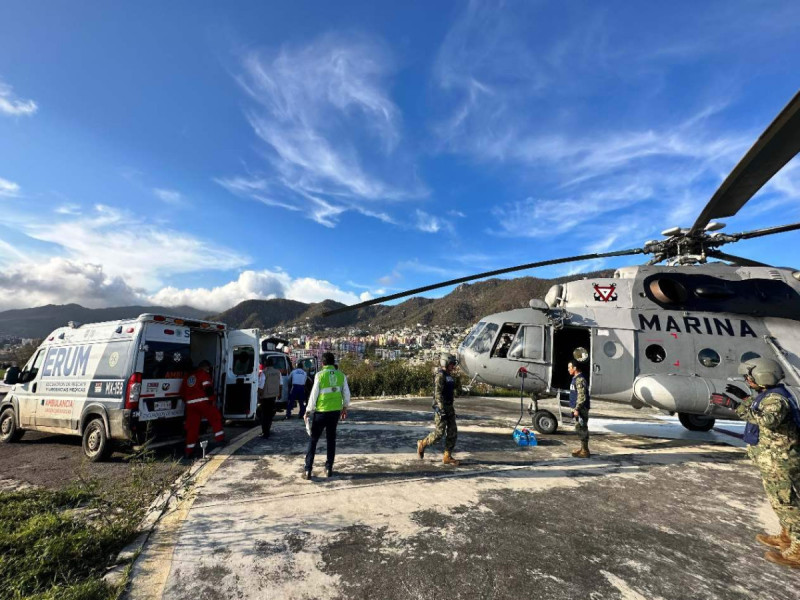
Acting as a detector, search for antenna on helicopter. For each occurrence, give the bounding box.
[323,89,800,318]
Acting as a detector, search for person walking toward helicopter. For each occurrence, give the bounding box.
[417,353,460,466]
[568,361,591,458]
[724,357,800,568]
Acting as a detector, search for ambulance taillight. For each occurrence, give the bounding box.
[126,373,142,409]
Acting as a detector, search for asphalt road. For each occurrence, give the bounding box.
[0,419,253,493]
[126,396,800,600]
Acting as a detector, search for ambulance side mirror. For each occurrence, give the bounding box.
[5,370,18,385]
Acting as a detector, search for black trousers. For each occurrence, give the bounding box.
[258,397,276,436]
[304,410,341,471]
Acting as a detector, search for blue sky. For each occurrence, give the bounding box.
[1,0,799,313]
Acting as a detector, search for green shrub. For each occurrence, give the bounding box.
[339,358,466,397]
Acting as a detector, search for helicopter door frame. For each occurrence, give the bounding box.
[548,326,592,394]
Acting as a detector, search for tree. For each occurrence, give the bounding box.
[13,340,41,366]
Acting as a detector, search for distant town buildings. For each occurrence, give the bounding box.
[278,324,470,364]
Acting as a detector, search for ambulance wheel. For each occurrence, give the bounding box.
[533,410,558,434]
[678,413,715,432]
[0,407,23,443]
[82,418,111,462]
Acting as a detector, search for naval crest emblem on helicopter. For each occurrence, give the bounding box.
[593,283,617,302]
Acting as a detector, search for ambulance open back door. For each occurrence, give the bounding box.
[223,329,259,420]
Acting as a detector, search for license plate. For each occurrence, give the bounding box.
[154,400,172,411]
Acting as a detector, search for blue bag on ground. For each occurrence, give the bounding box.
[512,428,537,446]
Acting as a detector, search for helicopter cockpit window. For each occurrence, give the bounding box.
[698,348,720,368]
[491,323,520,358]
[645,344,666,363]
[472,323,499,355]
[462,322,486,349]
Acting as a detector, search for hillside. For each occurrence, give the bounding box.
[213,271,613,332]
[0,304,208,339]
[0,271,614,339]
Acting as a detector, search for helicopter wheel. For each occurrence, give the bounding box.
[678,413,715,432]
[533,410,558,434]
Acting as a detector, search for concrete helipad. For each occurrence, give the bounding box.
[128,397,800,600]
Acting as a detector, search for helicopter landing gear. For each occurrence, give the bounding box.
[678,413,715,432]
[533,410,558,434]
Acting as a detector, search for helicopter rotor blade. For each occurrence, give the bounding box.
[706,250,769,267]
[322,247,645,317]
[732,221,800,241]
[688,90,800,236]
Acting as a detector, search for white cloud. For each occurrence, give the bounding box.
[0,257,371,314]
[0,258,144,311]
[148,269,363,313]
[219,34,426,226]
[0,81,37,117]
[153,188,184,205]
[0,176,20,197]
[15,204,248,290]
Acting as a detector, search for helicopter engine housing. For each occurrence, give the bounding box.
[633,374,736,418]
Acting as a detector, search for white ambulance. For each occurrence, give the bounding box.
[0,314,262,461]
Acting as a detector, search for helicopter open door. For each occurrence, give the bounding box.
[549,327,591,392]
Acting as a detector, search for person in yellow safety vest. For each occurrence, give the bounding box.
[303,352,350,480]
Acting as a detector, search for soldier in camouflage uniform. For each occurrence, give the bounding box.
[568,361,591,458]
[417,353,460,466]
[726,357,800,568]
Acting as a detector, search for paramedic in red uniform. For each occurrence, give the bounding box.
[182,360,225,458]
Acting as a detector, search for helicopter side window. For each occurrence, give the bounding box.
[506,325,545,361]
[491,323,520,358]
[472,323,499,355]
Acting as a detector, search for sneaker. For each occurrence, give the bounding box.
[325,468,333,478]
[302,470,311,480]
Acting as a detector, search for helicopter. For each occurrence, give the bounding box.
[323,89,800,435]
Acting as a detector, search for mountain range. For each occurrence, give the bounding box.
[0,272,612,339]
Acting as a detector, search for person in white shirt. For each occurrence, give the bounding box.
[288,364,308,419]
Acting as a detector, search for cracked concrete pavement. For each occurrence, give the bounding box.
[127,396,800,600]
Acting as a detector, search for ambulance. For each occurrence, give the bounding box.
[0,314,262,461]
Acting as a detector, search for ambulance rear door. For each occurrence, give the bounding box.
[224,329,259,419]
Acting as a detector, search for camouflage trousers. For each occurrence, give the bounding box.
[425,409,457,452]
[574,409,590,444]
[749,446,800,543]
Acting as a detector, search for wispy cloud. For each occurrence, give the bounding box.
[0,81,37,117]
[218,33,427,227]
[54,203,82,215]
[153,188,184,206]
[0,176,20,197]
[414,209,453,234]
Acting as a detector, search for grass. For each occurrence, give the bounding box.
[0,456,184,600]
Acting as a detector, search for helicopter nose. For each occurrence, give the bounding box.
[457,346,472,376]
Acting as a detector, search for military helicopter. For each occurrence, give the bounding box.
[324,89,800,434]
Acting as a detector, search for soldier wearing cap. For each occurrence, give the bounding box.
[568,361,591,459]
[417,353,460,466]
[725,357,800,568]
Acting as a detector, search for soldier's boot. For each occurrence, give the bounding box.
[417,438,428,459]
[756,528,791,550]
[442,450,460,466]
[574,440,591,459]
[765,540,800,568]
